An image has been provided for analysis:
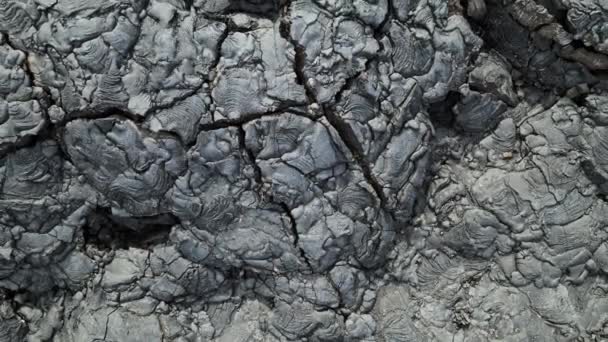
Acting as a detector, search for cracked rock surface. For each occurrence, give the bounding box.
[3,0,608,340]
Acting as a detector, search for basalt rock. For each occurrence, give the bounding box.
[2,0,608,340]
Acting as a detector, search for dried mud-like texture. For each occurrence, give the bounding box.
[2,0,608,341]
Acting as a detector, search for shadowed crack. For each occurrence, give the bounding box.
[201,106,314,131]
[278,201,314,271]
[428,91,460,129]
[238,125,264,190]
[277,17,389,208]
[278,18,316,107]
[322,107,389,207]
[62,106,146,124]
[237,125,314,270]
[83,208,179,250]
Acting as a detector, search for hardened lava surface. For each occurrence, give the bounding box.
[2,0,608,340]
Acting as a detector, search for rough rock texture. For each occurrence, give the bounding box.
[2,0,608,340]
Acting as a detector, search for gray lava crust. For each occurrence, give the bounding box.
[2,0,608,340]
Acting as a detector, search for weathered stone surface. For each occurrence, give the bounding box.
[2,0,608,340]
